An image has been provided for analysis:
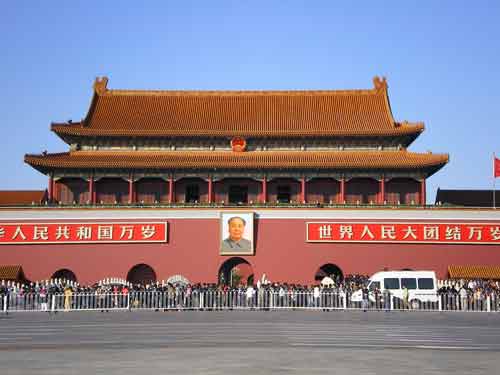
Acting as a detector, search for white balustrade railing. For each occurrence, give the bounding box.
[1,290,499,313]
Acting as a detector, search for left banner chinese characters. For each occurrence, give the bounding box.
[0,222,168,244]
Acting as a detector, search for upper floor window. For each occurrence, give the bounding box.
[185,184,200,203]
[277,185,291,203]
[229,185,248,204]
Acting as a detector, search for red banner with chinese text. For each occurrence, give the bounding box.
[0,222,167,245]
[307,222,500,244]
[495,156,500,178]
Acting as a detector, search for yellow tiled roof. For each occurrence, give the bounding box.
[448,265,500,280]
[51,76,424,138]
[0,190,46,205]
[0,265,25,281]
[25,150,448,171]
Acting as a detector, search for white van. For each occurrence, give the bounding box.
[350,271,438,307]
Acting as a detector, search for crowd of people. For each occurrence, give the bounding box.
[1,274,499,312]
[436,279,500,310]
[438,278,500,296]
[0,273,370,296]
[0,274,369,312]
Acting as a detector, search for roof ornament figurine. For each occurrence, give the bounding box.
[373,76,388,91]
[93,76,109,95]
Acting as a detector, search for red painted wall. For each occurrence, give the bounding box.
[136,178,169,204]
[1,215,500,284]
[345,178,379,204]
[386,178,420,205]
[96,178,129,204]
[307,178,340,204]
[55,178,424,207]
[56,178,89,204]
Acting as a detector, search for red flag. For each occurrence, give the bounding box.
[495,156,500,178]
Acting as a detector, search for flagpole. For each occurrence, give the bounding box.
[494,153,496,209]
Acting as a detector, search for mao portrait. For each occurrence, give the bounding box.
[220,212,254,255]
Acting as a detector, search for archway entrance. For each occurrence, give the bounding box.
[314,263,343,283]
[218,257,254,286]
[51,269,77,283]
[127,264,157,285]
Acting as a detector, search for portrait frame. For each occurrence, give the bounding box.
[220,212,254,255]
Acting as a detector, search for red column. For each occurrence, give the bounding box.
[379,176,385,204]
[208,176,213,204]
[301,176,306,204]
[340,177,345,203]
[168,176,174,204]
[421,178,426,205]
[128,176,134,204]
[48,175,54,203]
[262,176,267,204]
[54,179,59,203]
[88,174,95,204]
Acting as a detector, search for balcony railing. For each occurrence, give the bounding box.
[1,201,466,209]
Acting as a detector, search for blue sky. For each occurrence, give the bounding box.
[1,1,499,202]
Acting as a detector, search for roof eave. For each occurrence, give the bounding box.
[47,128,426,139]
[23,152,450,173]
[51,123,86,145]
[24,155,52,176]
[423,155,449,178]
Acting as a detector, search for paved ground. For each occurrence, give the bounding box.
[1,310,500,374]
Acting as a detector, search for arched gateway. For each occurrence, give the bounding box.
[127,264,157,285]
[218,257,254,287]
[51,268,77,282]
[314,263,343,283]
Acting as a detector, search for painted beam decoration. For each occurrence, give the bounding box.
[0,222,168,244]
[307,222,500,244]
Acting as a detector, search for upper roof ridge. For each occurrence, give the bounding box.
[54,76,424,146]
[92,76,385,97]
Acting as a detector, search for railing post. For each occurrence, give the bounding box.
[438,295,442,311]
[343,291,347,310]
[390,295,394,311]
[51,295,56,312]
[3,295,6,313]
[487,296,491,312]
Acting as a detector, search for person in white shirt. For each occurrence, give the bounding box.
[313,285,321,308]
[459,287,469,311]
[246,285,255,308]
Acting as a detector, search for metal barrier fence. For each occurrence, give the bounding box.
[1,293,130,313]
[1,291,499,313]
